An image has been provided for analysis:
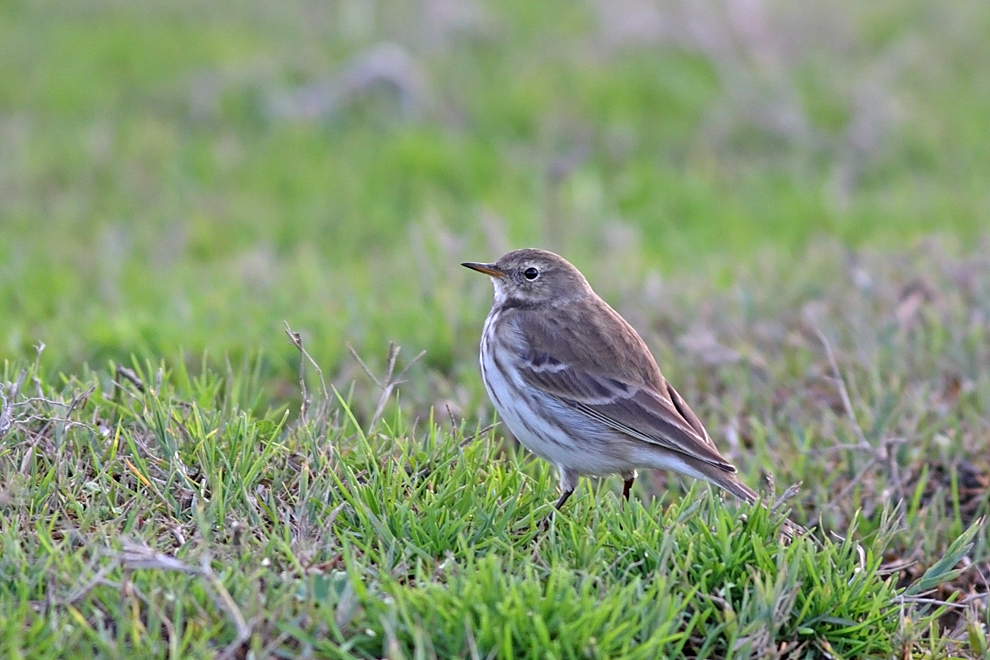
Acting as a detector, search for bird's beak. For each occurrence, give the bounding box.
[461,262,506,278]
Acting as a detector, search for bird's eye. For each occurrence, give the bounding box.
[523,267,540,280]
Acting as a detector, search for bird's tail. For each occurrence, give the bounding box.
[712,471,759,504]
[708,470,806,541]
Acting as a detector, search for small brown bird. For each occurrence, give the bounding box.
[463,248,770,518]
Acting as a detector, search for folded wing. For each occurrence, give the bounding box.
[515,311,729,473]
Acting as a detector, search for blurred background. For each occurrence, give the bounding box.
[1,0,988,414]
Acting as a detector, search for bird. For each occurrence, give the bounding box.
[462,248,796,533]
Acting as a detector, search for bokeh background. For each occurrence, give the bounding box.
[2,4,990,654]
[2,0,988,406]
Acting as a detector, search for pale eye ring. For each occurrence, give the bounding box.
[523,267,539,280]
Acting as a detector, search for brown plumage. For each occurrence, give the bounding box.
[464,248,799,536]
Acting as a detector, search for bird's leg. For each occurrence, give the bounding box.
[538,489,573,532]
[538,467,578,531]
[621,471,636,501]
[553,489,574,510]
[555,467,578,511]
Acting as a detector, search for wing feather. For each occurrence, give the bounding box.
[509,303,736,472]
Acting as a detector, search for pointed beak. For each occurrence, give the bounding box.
[461,262,505,278]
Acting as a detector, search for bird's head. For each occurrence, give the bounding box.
[462,248,592,308]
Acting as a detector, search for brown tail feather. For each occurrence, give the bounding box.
[708,471,806,541]
[712,471,759,504]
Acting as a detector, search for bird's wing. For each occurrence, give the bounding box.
[512,305,735,472]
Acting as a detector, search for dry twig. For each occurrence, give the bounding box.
[347,341,425,434]
[284,321,330,418]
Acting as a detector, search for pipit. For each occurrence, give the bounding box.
[464,248,797,533]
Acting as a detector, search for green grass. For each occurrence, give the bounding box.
[0,356,981,658]
[1,0,989,657]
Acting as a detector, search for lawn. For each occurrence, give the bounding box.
[1,0,988,657]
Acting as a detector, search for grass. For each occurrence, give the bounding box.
[0,352,982,658]
[2,0,990,657]
[3,240,989,658]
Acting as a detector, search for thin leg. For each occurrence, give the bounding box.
[554,488,574,510]
[557,466,579,504]
[621,470,637,501]
[539,467,579,531]
[539,489,573,531]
